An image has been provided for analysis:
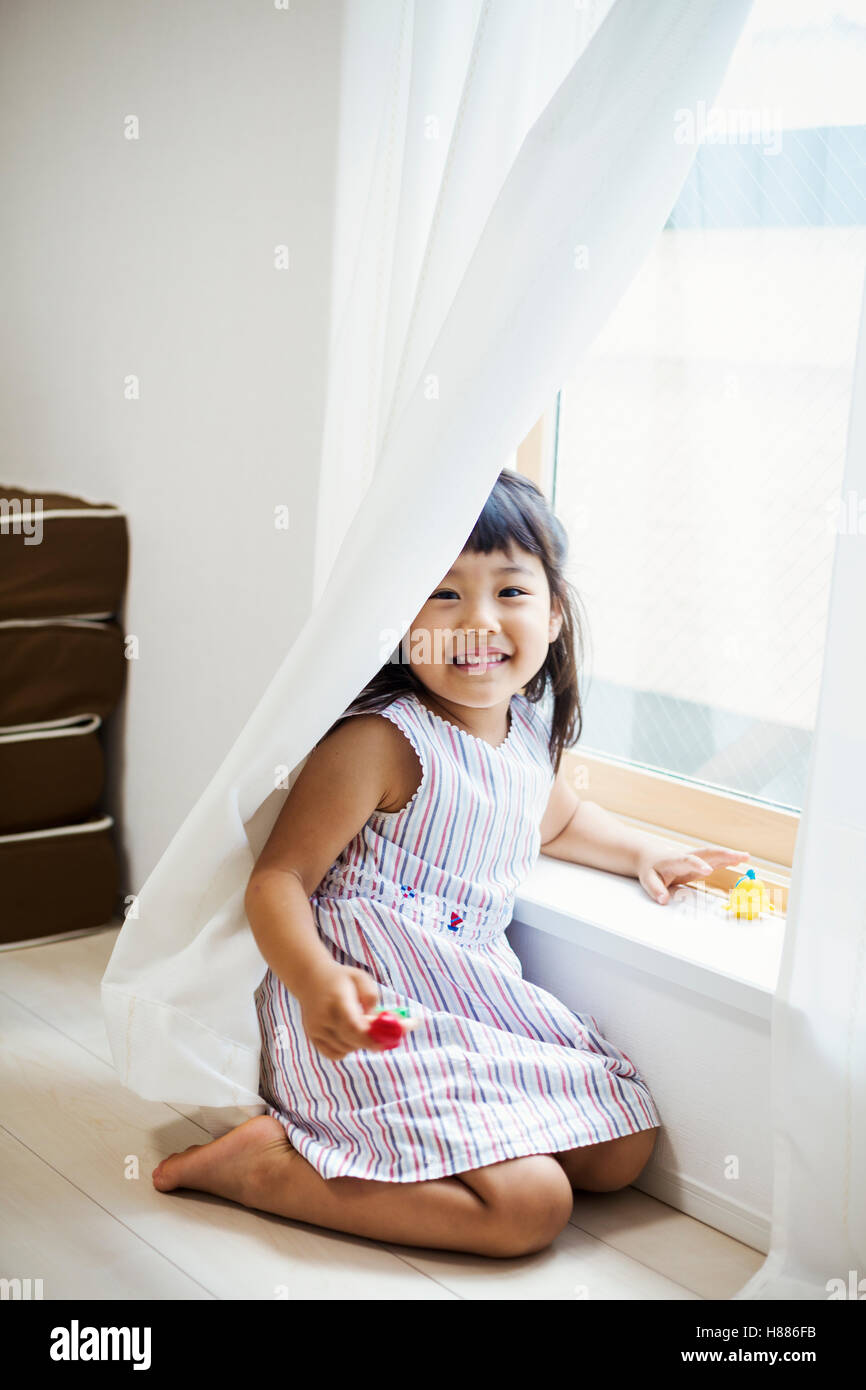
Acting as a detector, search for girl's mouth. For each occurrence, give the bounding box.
[451,653,510,674]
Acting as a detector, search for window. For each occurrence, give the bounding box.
[522,0,866,879]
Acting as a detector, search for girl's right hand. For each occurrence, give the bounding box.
[297,963,421,1061]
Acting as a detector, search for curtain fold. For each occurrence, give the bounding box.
[732,273,866,1300]
[101,0,753,1139]
[313,0,613,601]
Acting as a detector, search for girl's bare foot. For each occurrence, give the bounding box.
[152,1114,291,1206]
[152,1112,573,1257]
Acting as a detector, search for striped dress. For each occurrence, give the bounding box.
[254,689,661,1182]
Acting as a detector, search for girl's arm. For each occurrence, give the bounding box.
[244,714,405,996]
[539,763,749,903]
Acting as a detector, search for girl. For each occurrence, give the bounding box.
[152,469,749,1259]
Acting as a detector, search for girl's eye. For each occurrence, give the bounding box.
[429,588,527,600]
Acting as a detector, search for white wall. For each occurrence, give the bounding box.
[0,1,342,893]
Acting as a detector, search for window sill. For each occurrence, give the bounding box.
[512,852,786,1021]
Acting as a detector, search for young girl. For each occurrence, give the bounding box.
[152,469,748,1258]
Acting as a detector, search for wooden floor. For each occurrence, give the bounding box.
[0,926,765,1300]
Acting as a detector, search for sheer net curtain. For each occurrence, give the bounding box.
[311,0,618,604]
[100,0,755,1243]
[732,277,866,1302]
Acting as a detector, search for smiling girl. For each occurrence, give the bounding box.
[151,469,748,1258]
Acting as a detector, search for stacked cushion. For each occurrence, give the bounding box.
[0,487,128,944]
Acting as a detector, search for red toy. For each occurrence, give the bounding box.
[367,1006,411,1049]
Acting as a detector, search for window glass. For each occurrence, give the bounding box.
[553,0,866,809]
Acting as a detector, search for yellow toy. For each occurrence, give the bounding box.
[724,869,777,920]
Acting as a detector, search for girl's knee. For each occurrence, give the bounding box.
[627,1124,659,1172]
[592,1126,659,1191]
[484,1156,574,1256]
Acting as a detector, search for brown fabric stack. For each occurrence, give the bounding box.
[0,487,129,944]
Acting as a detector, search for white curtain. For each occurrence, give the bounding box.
[732,276,866,1301]
[311,0,617,604]
[101,0,753,1137]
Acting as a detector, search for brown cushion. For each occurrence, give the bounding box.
[0,618,126,725]
[0,715,105,834]
[0,814,118,944]
[0,486,128,619]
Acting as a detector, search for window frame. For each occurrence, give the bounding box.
[516,409,797,907]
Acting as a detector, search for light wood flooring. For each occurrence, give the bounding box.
[0,926,765,1300]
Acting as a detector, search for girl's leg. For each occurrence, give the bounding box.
[152,1115,574,1258]
[552,1127,660,1192]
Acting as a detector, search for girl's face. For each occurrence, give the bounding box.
[406,544,563,710]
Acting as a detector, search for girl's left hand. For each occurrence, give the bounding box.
[638,846,750,905]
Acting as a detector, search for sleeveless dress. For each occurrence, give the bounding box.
[254,689,661,1182]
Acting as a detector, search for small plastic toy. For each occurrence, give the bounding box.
[724,869,777,920]
[367,1006,411,1049]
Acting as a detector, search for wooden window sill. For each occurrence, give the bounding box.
[513,850,786,1021]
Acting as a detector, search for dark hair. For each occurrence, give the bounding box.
[324,468,587,775]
